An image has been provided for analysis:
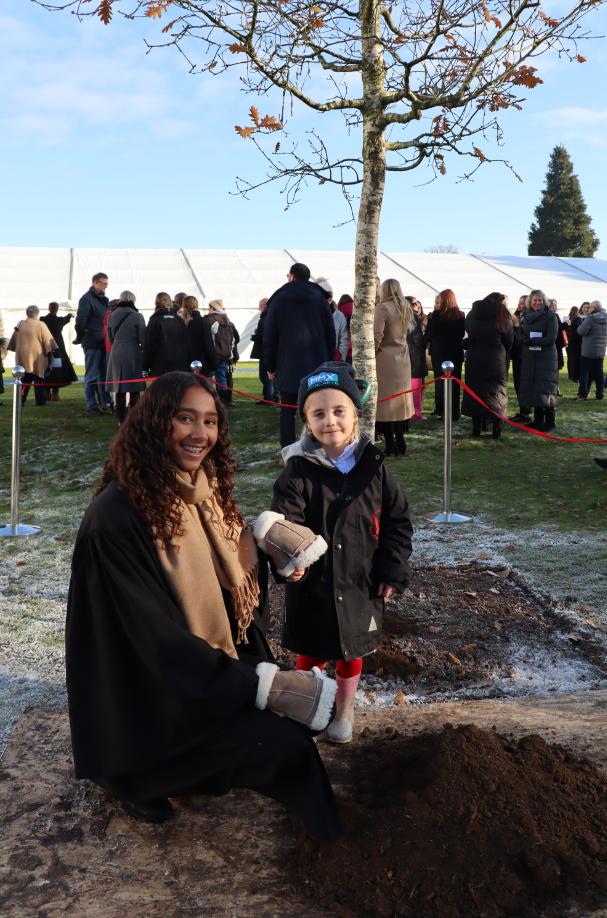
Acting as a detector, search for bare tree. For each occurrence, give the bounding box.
[424,244,459,254]
[37,0,603,426]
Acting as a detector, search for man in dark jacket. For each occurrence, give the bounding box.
[576,300,607,400]
[250,298,276,405]
[264,263,337,446]
[75,272,114,415]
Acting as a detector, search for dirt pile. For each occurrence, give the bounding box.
[290,724,607,917]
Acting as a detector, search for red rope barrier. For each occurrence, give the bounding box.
[450,376,607,443]
[15,371,607,443]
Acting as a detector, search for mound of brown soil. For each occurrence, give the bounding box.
[290,725,607,917]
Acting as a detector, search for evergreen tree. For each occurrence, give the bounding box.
[528,146,599,256]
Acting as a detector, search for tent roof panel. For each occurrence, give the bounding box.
[475,255,607,309]
[386,253,531,310]
[559,257,607,286]
[0,247,71,309]
[71,248,198,308]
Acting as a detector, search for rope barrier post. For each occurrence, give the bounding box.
[191,361,202,375]
[424,361,471,525]
[0,367,41,538]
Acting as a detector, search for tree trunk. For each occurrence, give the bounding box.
[351,0,386,435]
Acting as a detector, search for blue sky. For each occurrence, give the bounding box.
[2,0,607,256]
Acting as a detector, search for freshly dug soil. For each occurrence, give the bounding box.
[267,565,607,699]
[289,724,607,918]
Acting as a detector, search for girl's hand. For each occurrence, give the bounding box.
[378,583,395,598]
[287,566,306,582]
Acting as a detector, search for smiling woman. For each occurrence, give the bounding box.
[66,371,342,840]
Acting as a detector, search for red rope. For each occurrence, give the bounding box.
[15,371,607,443]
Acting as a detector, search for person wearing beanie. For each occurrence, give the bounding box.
[265,361,413,744]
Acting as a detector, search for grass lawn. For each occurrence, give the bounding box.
[0,364,605,534]
[0,363,605,750]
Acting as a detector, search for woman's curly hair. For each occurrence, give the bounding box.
[93,372,243,546]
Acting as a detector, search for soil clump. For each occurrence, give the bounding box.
[289,724,607,917]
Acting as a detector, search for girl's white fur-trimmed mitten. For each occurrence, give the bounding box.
[253,511,328,578]
[255,663,337,732]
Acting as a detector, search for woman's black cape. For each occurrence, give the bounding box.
[67,482,343,842]
[67,482,261,779]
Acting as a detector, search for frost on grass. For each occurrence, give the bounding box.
[414,519,607,624]
[0,482,95,756]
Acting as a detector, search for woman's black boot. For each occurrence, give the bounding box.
[542,409,556,433]
[395,421,407,456]
[530,408,544,429]
[121,798,173,823]
[472,418,482,437]
[384,433,396,456]
[492,419,502,439]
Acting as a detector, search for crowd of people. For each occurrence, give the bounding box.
[5,265,606,448]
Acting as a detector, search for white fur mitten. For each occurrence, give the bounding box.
[253,511,328,578]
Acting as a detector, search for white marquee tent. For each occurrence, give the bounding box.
[1,247,606,366]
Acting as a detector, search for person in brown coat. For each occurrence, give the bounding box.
[8,306,57,406]
[374,279,415,456]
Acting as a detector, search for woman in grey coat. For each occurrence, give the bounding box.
[518,289,559,433]
[106,291,146,425]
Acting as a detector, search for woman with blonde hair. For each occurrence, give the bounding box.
[181,295,218,378]
[424,289,466,419]
[142,292,190,379]
[518,289,558,432]
[374,278,415,456]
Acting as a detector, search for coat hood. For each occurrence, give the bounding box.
[281,433,374,470]
[209,312,230,326]
[589,307,607,325]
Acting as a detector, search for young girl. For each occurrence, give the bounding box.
[270,362,413,743]
[66,372,341,840]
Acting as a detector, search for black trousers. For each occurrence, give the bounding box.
[22,373,46,406]
[432,360,462,419]
[278,390,298,448]
[94,704,343,843]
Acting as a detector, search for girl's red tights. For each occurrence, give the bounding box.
[296,655,363,679]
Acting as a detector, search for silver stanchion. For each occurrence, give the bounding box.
[424,361,471,525]
[0,366,41,538]
[191,360,202,374]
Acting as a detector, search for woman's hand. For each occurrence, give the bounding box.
[287,566,306,582]
[378,583,395,598]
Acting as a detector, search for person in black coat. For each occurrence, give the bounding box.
[518,290,559,433]
[264,263,336,447]
[461,295,514,439]
[142,292,191,378]
[181,296,218,377]
[67,372,342,840]
[550,298,566,396]
[41,302,78,400]
[566,304,586,382]
[423,289,466,420]
[250,298,276,404]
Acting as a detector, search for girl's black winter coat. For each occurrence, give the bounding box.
[518,307,559,409]
[272,436,412,661]
[461,298,514,419]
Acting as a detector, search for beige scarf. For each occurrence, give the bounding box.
[156,465,260,656]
